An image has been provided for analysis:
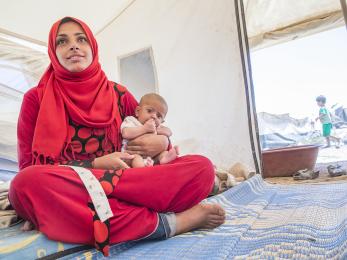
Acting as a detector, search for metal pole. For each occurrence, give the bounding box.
[341,0,347,30]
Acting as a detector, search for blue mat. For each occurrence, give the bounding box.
[0,225,81,259]
[2,175,347,259]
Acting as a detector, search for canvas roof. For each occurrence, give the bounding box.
[0,1,344,89]
[0,0,344,48]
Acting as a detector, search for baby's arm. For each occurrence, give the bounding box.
[156,125,172,137]
[122,119,156,139]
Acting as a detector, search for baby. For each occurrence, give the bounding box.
[121,93,179,168]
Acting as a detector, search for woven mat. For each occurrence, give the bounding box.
[67,175,347,259]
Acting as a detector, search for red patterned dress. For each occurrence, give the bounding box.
[10,84,215,255]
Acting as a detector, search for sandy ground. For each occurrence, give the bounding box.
[266,170,347,185]
[316,143,347,164]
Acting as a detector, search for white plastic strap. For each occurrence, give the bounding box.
[63,165,113,222]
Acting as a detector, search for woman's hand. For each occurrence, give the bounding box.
[93,152,134,170]
[126,134,169,158]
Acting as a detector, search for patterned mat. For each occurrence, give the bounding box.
[2,175,347,259]
[66,175,347,259]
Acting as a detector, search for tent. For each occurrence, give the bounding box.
[1,1,347,259]
[0,0,345,173]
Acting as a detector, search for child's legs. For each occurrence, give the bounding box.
[157,151,167,162]
[158,146,179,164]
[323,123,332,146]
[325,137,331,146]
[131,154,146,168]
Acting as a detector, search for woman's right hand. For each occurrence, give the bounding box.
[93,152,135,170]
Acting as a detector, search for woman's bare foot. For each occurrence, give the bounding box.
[175,204,225,235]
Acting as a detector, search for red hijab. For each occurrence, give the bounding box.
[32,17,122,163]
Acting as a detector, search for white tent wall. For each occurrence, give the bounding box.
[97,0,258,171]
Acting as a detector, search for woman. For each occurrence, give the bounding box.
[9,17,225,256]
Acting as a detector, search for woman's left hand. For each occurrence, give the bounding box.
[93,152,134,170]
[126,134,169,157]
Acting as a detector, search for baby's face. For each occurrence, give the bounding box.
[136,100,167,127]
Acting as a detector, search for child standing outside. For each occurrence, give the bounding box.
[121,93,179,168]
[315,95,341,148]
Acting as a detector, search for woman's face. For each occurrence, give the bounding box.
[55,21,93,72]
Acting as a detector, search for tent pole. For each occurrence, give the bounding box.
[341,0,347,30]
[234,0,262,174]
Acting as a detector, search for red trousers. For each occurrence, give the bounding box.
[9,155,214,246]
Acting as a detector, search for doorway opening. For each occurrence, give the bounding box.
[248,26,347,181]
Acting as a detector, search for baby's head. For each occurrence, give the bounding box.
[316,95,326,107]
[135,93,168,127]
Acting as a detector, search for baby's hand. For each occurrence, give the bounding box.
[156,125,172,137]
[143,119,157,133]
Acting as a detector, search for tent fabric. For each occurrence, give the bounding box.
[96,0,259,170]
[244,0,344,50]
[0,34,48,131]
[0,1,344,50]
[0,0,345,171]
[0,121,17,162]
[0,0,134,44]
[0,35,48,83]
[0,3,346,259]
[1,0,262,171]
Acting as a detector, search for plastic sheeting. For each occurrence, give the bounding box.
[258,112,314,149]
[0,36,48,169]
[0,34,48,126]
[258,109,347,149]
